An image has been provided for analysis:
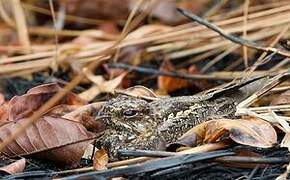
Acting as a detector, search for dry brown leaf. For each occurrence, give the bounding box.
[0,116,94,164]
[63,102,106,133]
[27,83,86,105]
[46,105,81,117]
[158,60,189,93]
[0,158,26,175]
[93,148,109,171]
[171,118,277,150]
[8,83,86,122]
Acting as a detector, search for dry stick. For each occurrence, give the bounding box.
[168,24,290,60]
[117,150,290,165]
[243,0,249,68]
[108,63,233,80]
[177,8,290,58]
[48,0,59,72]
[55,142,228,176]
[12,0,31,53]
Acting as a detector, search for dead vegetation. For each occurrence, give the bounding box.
[0,0,290,179]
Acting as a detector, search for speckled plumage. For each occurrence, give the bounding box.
[97,77,269,159]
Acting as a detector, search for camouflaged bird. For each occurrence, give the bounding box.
[96,76,274,159]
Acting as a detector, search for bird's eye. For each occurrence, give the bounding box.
[123,109,138,117]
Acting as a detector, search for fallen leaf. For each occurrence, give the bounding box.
[8,83,86,122]
[27,83,86,105]
[93,148,109,171]
[169,118,277,151]
[158,60,189,93]
[0,116,94,164]
[46,105,81,117]
[0,158,26,175]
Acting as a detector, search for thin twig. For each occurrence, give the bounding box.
[60,150,234,179]
[177,8,290,58]
[108,63,233,80]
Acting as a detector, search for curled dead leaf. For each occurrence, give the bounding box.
[169,118,277,151]
[8,83,86,122]
[93,148,109,171]
[46,105,81,117]
[0,158,26,175]
[0,116,94,164]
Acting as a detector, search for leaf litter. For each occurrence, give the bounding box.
[1,0,290,179]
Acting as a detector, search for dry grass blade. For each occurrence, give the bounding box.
[48,0,59,72]
[1,3,289,75]
[242,0,249,67]
[11,0,30,53]
[112,0,144,63]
